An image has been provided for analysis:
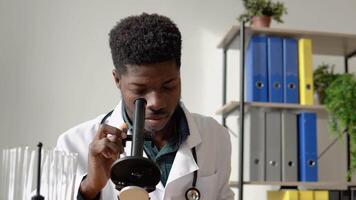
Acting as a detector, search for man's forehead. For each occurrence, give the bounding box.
[125,60,177,69]
[124,62,179,75]
[121,65,179,85]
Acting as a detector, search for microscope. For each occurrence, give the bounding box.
[110,98,161,200]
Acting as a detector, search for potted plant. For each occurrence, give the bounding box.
[324,73,356,177]
[238,0,288,28]
[313,63,340,104]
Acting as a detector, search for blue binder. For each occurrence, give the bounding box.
[283,38,299,104]
[297,112,318,182]
[267,36,284,103]
[246,35,268,102]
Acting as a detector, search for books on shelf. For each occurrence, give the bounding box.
[244,110,318,182]
[267,189,354,200]
[219,25,356,200]
[245,34,314,105]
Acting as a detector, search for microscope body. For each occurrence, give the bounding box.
[110,98,160,200]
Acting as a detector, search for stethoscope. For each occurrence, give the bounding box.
[100,109,201,200]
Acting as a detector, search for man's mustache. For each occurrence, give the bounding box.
[146,108,166,116]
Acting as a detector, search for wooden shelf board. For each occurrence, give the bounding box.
[229,181,356,189]
[217,25,356,56]
[216,101,326,117]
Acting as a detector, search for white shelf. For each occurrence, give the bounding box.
[217,25,356,57]
[229,181,356,189]
[216,101,326,117]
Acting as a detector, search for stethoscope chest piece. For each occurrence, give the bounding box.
[185,187,200,200]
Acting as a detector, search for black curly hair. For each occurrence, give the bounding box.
[109,13,182,74]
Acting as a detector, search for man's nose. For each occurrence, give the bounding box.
[146,91,165,112]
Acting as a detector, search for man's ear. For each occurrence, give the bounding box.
[112,69,121,89]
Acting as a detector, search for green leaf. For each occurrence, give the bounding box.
[238,0,287,23]
[325,73,356,177]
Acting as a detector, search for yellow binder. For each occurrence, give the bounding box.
[298,38,314,105]
[299,190,314,200]
[282,190,298,200]
[268,191,282,200]
[314,190,329,200]
[267,190,298,200]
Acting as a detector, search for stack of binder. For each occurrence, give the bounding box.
[267,190,355,200]
[245,35,314,105]
[244,110,318,182]
[244,33,318,182]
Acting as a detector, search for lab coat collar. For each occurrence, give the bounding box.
[106,101,124,129]
[180,103,202,149]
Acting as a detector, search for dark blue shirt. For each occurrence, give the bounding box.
[142,105,189,186]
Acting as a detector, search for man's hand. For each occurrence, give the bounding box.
[79,123,128,199]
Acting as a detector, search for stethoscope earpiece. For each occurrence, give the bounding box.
[185,187,200,200]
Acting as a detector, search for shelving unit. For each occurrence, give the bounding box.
[230,181,356,189]
[218,26,356,56]
[215,101,326,117]
[217,23,356,200]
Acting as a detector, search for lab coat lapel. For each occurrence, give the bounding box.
[165,103,202,186]
[106,101,124,129]
[165,142,198,186]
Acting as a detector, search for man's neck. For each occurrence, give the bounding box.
[147,118,176,150]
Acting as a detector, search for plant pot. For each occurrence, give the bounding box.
[251,16,271,28]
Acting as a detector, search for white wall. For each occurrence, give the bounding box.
[0,0,241,149]
[1,0,356,199]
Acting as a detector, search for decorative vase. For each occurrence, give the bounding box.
[251,16,271,28]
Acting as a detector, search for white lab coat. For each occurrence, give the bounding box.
[56,101,234,200]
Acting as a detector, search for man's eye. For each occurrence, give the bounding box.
[163,84,176,90]
[132,89,146,94]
